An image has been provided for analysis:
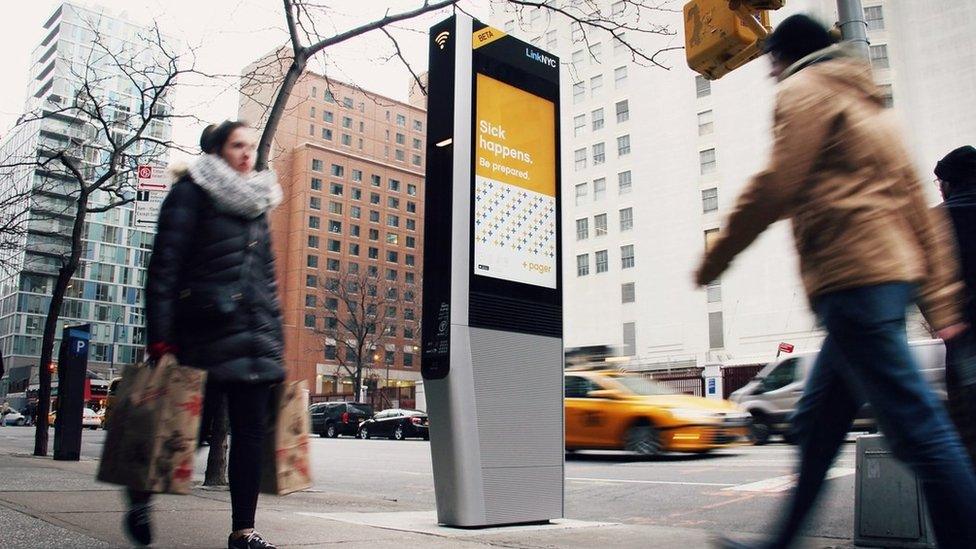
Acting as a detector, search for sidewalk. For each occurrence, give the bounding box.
[0,452,853,548]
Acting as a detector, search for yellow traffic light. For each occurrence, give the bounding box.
[684,0,775,80]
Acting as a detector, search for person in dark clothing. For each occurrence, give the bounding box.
[124,120,284,549]
[938,145,976,467]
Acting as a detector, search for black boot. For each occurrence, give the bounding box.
[228,531,277,549]
[123,503,153,546]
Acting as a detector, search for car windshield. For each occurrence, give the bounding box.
[612,376,676,396]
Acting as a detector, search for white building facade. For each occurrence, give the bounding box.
[489,1,976,370]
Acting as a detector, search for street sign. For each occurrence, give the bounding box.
[135,164,170,226]
[778,342,795,354]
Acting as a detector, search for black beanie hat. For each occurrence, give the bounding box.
[935,145,976,185]
[763,14,833,62]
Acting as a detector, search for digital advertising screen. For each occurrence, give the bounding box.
[472,73,557,289]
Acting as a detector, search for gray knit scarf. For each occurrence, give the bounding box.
[187,154,282,219]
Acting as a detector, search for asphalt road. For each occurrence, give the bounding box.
[0,426,856,541]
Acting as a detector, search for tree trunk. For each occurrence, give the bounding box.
[34,193,88,456]
[255,52,307,172]
[203,396,229,486]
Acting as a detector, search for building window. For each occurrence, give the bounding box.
[576,254,589,276]
[305,314,316,329]
[387,214,400,228]
[396,113,406,126]
[349,243,360,256]
[700,148,716,175]
[371,174,381,187]
[368,247,379,259]
[614,32,627,55]
[705,228,721,251]
[307,255,319,268]
[351,188,362,200]
[576,218,589,240]
[590,75,603,97]
[574,114,586,137]
[328,239,341,252]
[387,232,399,245]
[575,183,588,206]
[870,44,889,69]
[572,23,583,42]
[324,111,334,123]
[546,29,557,51]
[312,159,324,172]
[879,84,894,108]
[329,220,342,233]
[574,148,587,171]
[615,100,629,123]
[573,82,585,104]
[621,244,634,269]
[389,179,401,192]
[591,108,605,131]
[370,193,380,205]
[351,169,363,182]
[614,66,627,88]
[593,178,607,201]
[709,311,724,349]
[308,235,319,248]
[619,207,633,231]
[327,258,340,271]
[406,236,416,248]
[595,213,608,236]
[309,216,320,229]
[309,123,315,136]
[413,119,423,131]
[309,197,321,210]
[696,75,711,98]
[702,188,718,212]
[621,282,635,303]
[406,201,416,213]
[306,275,317,287]
[592,143,606,165]
[387,250,398,263]
[595,250,608,273]
[572,49,584,70]
[698,110,714,136]
[311,177,322,191]
[388,197,400,209]
[865,6,884,31]
[327,202,341,216]
[330,183,343,196]
[623,322,636,356]
[618,170,632,194]
[342,116,352,129]
[369,210,380,223]
[331,164,344,177]
[707,280,722,303]
[396,132,406,145]
[617,134,631,156]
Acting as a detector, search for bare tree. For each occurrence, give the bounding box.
[311,270,419,404]
[244,0,679,170]
[0,21,201,456]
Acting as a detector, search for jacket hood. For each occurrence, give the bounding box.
[779,43,883,106]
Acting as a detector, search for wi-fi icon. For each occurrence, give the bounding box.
[435,31,451,49]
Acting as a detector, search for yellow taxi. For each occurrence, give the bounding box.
[565,368,752,455]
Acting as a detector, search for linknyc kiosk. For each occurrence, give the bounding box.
[421,14,564,527]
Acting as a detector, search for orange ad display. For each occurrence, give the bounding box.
[474,73,557,288]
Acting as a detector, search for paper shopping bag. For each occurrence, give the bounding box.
[261,380,312,495]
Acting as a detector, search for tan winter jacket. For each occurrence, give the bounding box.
[696,45,962,329]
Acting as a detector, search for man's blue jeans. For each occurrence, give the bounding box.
[771,283,976,548]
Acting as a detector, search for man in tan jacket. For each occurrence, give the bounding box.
[700,15,976,549]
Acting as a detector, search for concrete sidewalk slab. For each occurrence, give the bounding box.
[0,504,112,548]
[298,509,616,536]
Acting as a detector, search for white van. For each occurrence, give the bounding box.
[729,339,947,445]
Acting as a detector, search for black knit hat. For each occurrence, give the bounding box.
[763,14,833,62]
[936,145,976,186]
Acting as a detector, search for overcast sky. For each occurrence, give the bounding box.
[0,0,490,159]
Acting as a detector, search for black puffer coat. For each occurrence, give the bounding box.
[146,175,285,383]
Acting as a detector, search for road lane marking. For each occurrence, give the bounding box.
[724,467,855,493]
[567,477,735,487]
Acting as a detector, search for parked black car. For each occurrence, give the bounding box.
[309,402,374,438]
[358,409,429,441]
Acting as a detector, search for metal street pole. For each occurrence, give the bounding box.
[837,0,870,59]
[109,317,121,380]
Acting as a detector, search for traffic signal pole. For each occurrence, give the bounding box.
[837,0,870,59]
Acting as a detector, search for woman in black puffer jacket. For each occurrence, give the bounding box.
[125,121,283,549]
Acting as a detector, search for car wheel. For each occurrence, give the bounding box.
[326,423,338,438]
[16,418,25,426]
[359,427,369,439]
[624,423,663,456]
[751,413,771,446]
[393,425,405,441]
